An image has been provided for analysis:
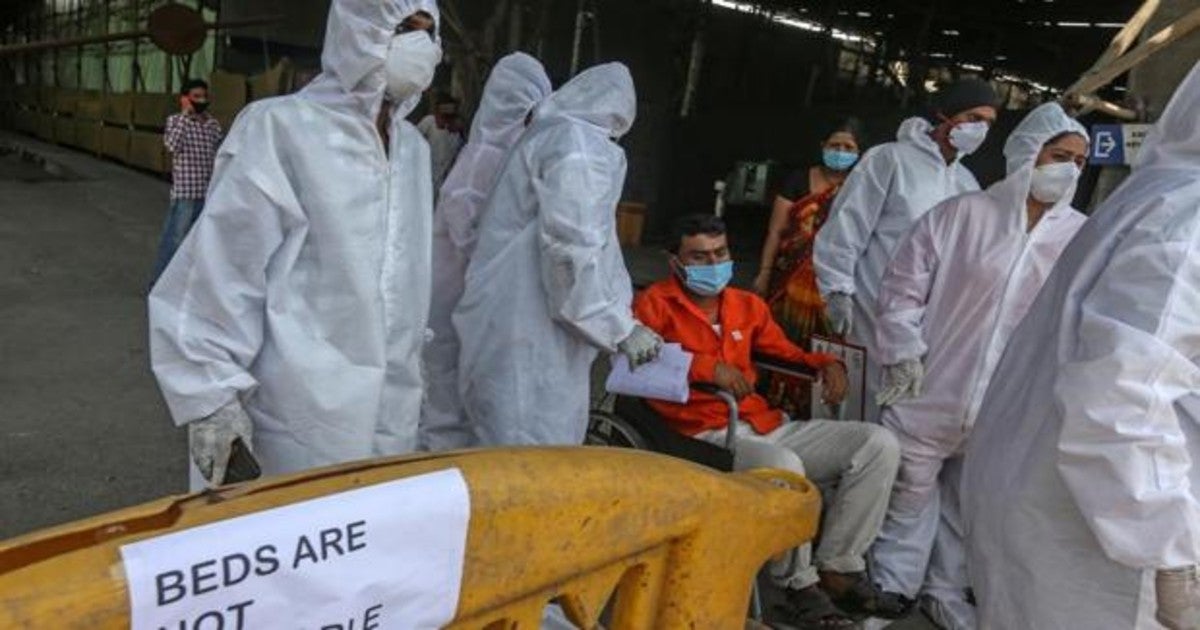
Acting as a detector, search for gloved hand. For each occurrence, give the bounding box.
[876,358,925,407]
[618,324,664,369]
[824,292,854,337]
[1157,566,1200,630]
[189,399,254,488]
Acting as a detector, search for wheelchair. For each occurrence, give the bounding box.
[585,355,819,625]
[586,354,819,469]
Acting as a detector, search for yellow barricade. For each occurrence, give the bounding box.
[0,448,820,629]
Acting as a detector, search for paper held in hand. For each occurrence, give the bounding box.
[606,342,694,403]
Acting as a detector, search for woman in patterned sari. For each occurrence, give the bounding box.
[754,121,863,417]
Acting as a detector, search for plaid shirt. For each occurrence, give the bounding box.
[164,113,222,199]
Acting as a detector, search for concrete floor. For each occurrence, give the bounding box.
[0,131,184,540]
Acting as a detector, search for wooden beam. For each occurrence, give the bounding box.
[1065,0,1159,96]
[1069,5,1200,97]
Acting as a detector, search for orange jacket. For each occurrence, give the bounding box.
[633,278,838,436]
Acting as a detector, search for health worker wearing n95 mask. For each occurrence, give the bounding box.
[453,63,662,447]
[814,78,997,424]
[420,52,552,452]
[869,103,1089,629]
[963,61,1200,630]
[150,0,443,490]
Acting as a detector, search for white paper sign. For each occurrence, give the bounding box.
[606,342,694,403]
[120,469,471,630]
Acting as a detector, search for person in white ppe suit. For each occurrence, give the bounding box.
[149,0,443,489]
[453,62,662,447]
[420,53,552,451]
[869,103,1090,629]
[962,61,1200,630]
[814,78,997,424]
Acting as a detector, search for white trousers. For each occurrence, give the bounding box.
[869,456,976,630]
[698,419,899,590]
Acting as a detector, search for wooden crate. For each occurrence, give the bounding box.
[616,202,647,247]
[55,89,79,116]
[129,130,168,173]
[101,125,130,162]
[54,116,76,147]
[210,105,241,134]
[133,93,175,129]
[75,119,103,154]
[76,98,104,122]
[103,93,133,125]
[210,69,247,110]
[37,86,55,110]
[15,108,37,134]
[34,112,54,141]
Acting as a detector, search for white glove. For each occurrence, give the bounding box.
[824,292,854,337]
[876,358,925,407]
[1158,566,1200,630]
[618,324,664,369]
[189,399,254,488]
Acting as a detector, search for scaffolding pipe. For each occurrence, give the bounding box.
[0,15,279,57]
[569,0,587,76]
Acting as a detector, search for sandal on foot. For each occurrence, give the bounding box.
[820,572,911,620]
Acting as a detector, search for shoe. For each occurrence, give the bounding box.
[819,571,912,620]
[771,585,858,629]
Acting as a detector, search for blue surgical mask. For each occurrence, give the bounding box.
[822,149,858,171]
[680,260,734,296]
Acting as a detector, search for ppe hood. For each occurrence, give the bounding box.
[536,62,636,139]
[989,102,1088,225]
[439,53,551,250]
[1136,61,1200,171]
[300,0,440,120]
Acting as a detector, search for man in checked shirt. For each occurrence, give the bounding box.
[151,78,222,285]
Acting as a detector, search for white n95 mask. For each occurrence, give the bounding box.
[1029,161,1081,204]
[949,121,990,156]
[384,31,442,102]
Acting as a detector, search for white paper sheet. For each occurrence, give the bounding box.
[120,469,471,630]
[605,342,694,403]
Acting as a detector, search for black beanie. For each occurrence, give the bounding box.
[928,78,998,121]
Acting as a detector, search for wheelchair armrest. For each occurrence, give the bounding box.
[692,382,740,451]
[751,354,819,381]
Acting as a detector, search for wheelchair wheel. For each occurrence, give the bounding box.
[585,410,649,449]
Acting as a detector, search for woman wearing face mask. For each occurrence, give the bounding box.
[754,120,862,417]
[865,103,1089,629]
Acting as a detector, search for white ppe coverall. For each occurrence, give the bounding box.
[814,117,979,424]
[149,0,439,481]
[962,62,1200,629]
[420,53,552,451]
[870,103,1089,628]
[453,63,637,447]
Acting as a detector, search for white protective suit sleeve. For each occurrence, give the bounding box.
[536,149,636,352]
[1055,198,1200,569]
[815,145,899,297]
[875,211,941,365]
[150,109,295,423]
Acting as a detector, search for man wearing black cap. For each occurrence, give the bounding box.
[814,77,998,425]
[813,78,997,626]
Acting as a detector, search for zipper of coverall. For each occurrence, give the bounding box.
[962,218,1038,432]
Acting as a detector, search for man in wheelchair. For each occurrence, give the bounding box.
[632,215,906,627]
